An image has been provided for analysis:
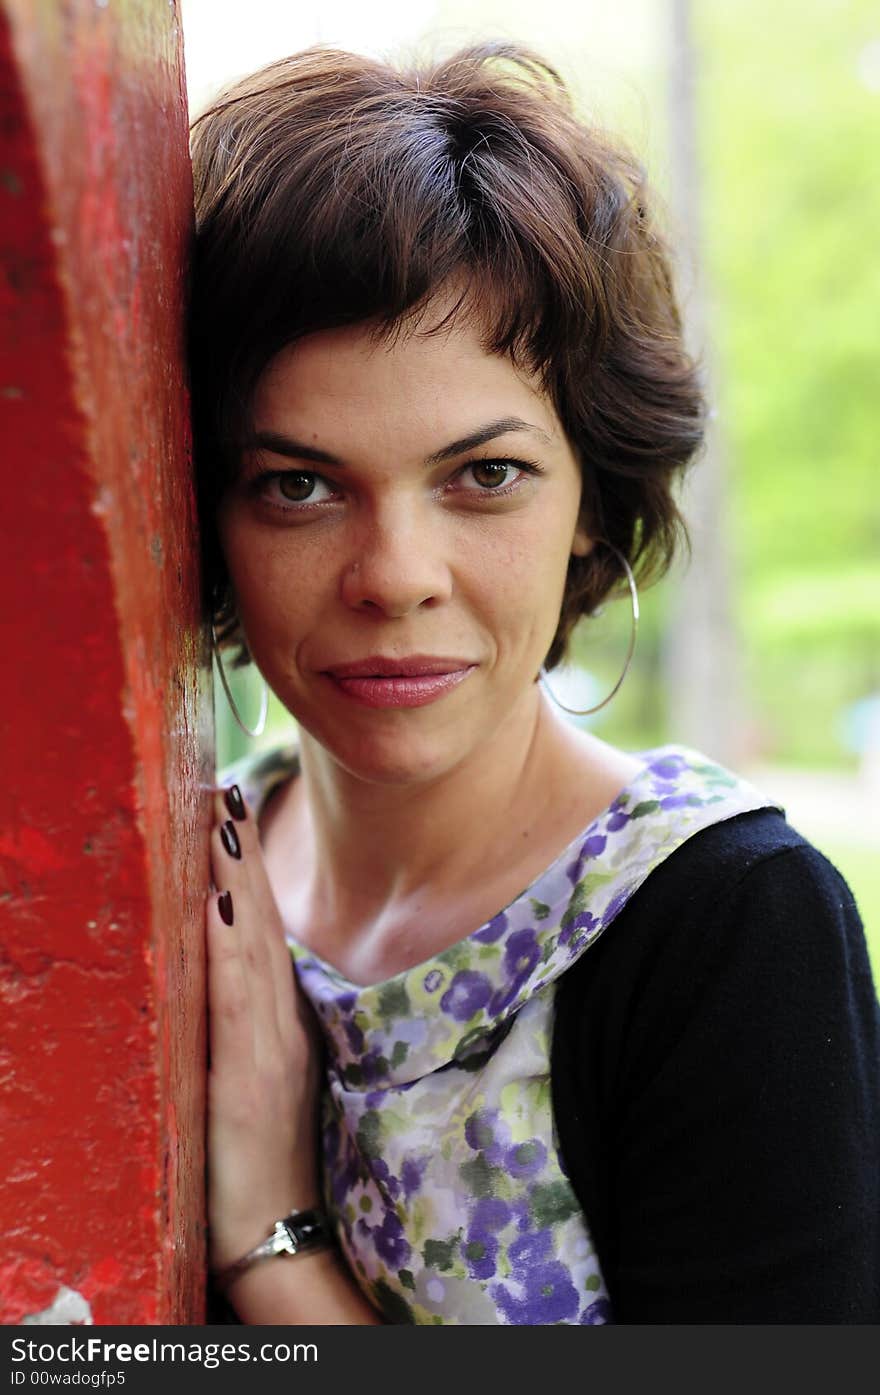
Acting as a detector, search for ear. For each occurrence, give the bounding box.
[571,522,593,559]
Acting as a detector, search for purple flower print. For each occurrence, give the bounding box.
[489,929,541,1014]
[474,909,508,944]
[651,780,677,798]
[601,886,634,925]
[464,1108,511,1165]
[504,928,541,980]
[580,833,607,858]
[362,1155,400,1201]
[374,1209,411,1268]
[510,1195,533,1233]
[422,968,444,994]
[462,1228,499,1280]
[508,1229,552,1272]
[344,1019,365,1054]
[606,807,630,832]
[659,793,697,810]
[329,1136,361,1205]
[559,909,599,947]
[649,754,685,779]
[493,1260,580,1324]
[331,1165,355,1206]
[337,990,358,1012]
[330,1172,349,1206]
[469,1196,512,1233]
[440,969,493,1022]
[360,1049,385,1084]
[400,1155,429,1199]
[580,1297,612,1324]
[504,1138,547,1179]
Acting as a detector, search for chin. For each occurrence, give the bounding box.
[299,711,476,787]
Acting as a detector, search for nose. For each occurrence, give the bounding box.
[340,502,453,618]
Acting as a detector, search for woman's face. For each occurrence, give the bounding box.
[217,294,591,784]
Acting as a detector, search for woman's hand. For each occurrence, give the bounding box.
[205,784,324,1276]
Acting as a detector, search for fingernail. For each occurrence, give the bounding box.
[218,890,234,926]
[224,785,246,822]
[220,820,242,859]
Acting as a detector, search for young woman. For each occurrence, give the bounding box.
[189,41,880,1324]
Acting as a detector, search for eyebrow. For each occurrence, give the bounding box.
[245,416,555,468]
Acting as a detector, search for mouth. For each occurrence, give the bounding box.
[321,655,477,708]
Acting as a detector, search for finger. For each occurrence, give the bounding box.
[213,784,295,968]
[209,820,284,1064]
[210,788,303,1064]
[215,786,287,930]
[214,786,301,1053]
[205,888,257,1085]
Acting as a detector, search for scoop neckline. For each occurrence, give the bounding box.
[279,745,667,993]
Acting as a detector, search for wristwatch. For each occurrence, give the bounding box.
[212,1207,332,1291]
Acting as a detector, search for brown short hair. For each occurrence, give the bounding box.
[190,40,703,670]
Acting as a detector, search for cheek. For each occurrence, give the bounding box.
[497,514,575,588]
[465,521,573,645]
[217,518,319,635]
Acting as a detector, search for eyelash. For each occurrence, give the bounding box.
[244,457,545,514]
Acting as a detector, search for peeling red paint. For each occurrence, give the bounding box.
[0,1,210,1324]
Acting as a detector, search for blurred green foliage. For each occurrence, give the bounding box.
[547,0,880,772]
[699,0,880,767]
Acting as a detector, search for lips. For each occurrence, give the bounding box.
[321,655,477,708]
[324,655,473,679]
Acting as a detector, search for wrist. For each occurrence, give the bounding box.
[224,1246,383,1326]
[209,1184,322,1271]
[211,1205,333,1294]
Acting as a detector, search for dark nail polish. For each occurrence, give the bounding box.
[224,784,246,822]
[218,890,234,926]
[220,820,241,860]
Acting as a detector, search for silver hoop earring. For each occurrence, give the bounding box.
[540,543,640,718]
[211,620,269,738]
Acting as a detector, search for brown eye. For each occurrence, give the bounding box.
[470,461,513,489]
[278,472,318,501]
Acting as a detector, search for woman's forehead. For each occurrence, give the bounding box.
[254,318,551,428]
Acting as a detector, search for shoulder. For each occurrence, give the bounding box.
[554,805,878,1080]
[638,801,842,888]
[551,808,880,1322]
[594,805,863,971]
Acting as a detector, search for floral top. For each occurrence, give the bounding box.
[221,740,780,1324]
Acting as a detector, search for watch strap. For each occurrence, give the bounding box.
[213,1207,332,1291]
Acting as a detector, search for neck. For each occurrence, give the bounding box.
[287,691,638,956]
[278,691,644,987]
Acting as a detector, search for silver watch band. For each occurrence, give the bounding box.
[213,1207,331,1291]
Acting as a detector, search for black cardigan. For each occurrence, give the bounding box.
[550,808,880,1322]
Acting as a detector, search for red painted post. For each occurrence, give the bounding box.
[0,0,209,1323]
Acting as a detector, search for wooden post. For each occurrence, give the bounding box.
[0,0,209,1324]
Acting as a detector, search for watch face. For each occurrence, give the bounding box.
[283,1209,325,1250]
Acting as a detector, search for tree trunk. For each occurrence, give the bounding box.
[664,0,748,766]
